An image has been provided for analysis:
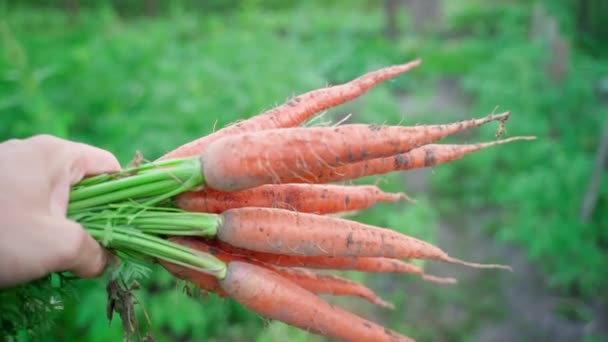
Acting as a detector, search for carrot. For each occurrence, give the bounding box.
[160,235,266,296]
[159,60,421,160]
[160,260,226,296]
[167,237,394,308]
[176,184,410,214]
[271,267,395,309]
[217,207,511,270]
[278,136,537,183]
[219,261,414,341]
[206,239,456,284]
[201,112,511,191]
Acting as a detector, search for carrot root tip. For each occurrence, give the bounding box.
[421,274,458,285]
[398,192,416,203]
[375,299,396,310]
[444,256,513,271]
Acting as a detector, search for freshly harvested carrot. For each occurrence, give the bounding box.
[279,136,536,183]
[159,60,421,160]
[220,261,414,341]
[176,184,410,214]
[217,207,511,270]
[272,267,395,309]
[201,112,510,191]
[160,235,260,296]
[160,261,226,296]
[207,239,456,284]
[167,237,394,308]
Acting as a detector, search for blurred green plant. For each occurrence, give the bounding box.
[434,1,608,300]
[1,0,606,341]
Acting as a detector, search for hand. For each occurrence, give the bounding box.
[0,135,120,288]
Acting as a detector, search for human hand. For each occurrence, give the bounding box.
[0,135,121,288]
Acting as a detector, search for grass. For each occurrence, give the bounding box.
[1,1,606,341]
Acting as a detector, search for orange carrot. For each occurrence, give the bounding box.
[219,261,414,341]
[167,237,394,308]
[160,261,226,296]
[159,60,421,160]
[160,235,263,296]
[201,112,510,191]
[207,239,456,284]
[217,207,511,270]
[272,267,394,309]
[176,184,410,214]
[280,136,536,183]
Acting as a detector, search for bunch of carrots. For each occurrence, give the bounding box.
[68,59,534,341]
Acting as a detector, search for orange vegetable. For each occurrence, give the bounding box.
[159,60,421,160]
[278,136,536,183]
[201,112,510,191]
[217,207,511,270]
[207,239,456,284]
[176,184,409,214]
[272,266,394,309]
[168,236,394,308]
[160,260,226,296]
[219,261,414,341]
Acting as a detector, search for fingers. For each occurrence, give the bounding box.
[48,217,109,278]
[0,135,119,285]
[22,135,121,216]
[25,135,121,184]
[0,212,110,287]
[64,141,121,184]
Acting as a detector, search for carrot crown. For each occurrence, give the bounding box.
[68,156,203,212]
[67,158,228,279]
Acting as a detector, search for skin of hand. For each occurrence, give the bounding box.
[0,135,121,288]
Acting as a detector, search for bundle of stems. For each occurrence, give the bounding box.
[68,157,227,279]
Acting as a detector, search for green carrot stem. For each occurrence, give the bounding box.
[68,179,178,211]
[86,224,226,278]
[74,206,220,237]
[139,170,201,207]
[70,169,183,201]
[69,173,202,211]
[122,228,207,236]
[70,157,201,201]
[74,158,194,188]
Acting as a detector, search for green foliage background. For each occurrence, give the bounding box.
[1,0,606,340]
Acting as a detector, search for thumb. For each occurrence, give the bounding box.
[47,217,109,278]
[48,140,121,217]
[62,141,121,185]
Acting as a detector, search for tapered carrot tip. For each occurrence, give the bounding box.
[397,192,416,203]
[374,297,396,310]
[444,256,513,271]
[421,274,458,285]
[495,136,537,143]
[374,186,415,204]
[404,59,422,68]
